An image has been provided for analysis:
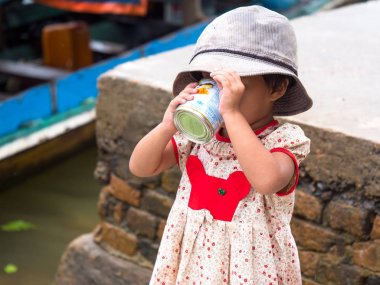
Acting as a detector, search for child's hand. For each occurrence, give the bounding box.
[210,69,245,116]
[162,82,198,132]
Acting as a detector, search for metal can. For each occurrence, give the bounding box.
[174,78,223,144]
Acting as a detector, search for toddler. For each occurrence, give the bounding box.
[130,5,312,285]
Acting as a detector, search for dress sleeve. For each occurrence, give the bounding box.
[171,131,194,172]
[264,123,311,196]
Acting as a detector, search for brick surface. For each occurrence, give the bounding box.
[93,222,138,256]
[113,202,125,224]
[139,238,159,264]
[97,189,129,225]
[106,174,141,206]
[364,184,380,199]
[126,207,157,239]
[371,215,380,240]
[141,190,173,218]
[294,189,323,222]
[302,277,321,285]
[323,201,371,238]
[97,188,108,219]
[336,264,365,285]
[314,254,343,285]
[291,218,347,252]
[352,240,380,272]
[366,275,380,285]
[161,167,181,193]
[299,250,320,278]
[156,219,166,240]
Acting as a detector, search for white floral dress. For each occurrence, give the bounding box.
[149,119,311,285]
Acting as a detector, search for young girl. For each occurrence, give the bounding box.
[129,5,312,285]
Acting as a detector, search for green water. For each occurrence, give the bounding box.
[0,145,101,285]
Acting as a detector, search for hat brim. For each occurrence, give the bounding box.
[172,52,313,116]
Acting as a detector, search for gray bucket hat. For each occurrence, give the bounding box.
[172,5,313,116]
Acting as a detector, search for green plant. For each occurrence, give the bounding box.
[0,219,36,232]
[4,264,18,274]
[1,219,36,274]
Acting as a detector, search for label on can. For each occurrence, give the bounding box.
[174,79,223,144]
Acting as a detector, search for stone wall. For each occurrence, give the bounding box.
[70,72,380,285]
[53,64,380,285]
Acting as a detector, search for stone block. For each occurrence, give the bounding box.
[106,174,141,206]
[298,124,380,194]
[93,222,138,256]
[364,183,380,199]
[323,200,371,238]
[366,274,380,285]
[97,188,108,219]
[141,190,173,218]
[139,238,159,264]
[353,240,380,272]
[54,233,151,285]
[96,76,171,160]
[371,215,380,240]
[113,155,132,182]
[128,175,162,190]
[336,264,366,285]
[126,207,157,239]
[97,189,129,225]
[156,219,166,240]
[291,218,347,252]
[314,254,343,285]
[302,277,322,285]
[140,175,162,190]
[161,167,181,193]
[294,189,323,222]
[113,202,126,225]
[94,160,111,185]
[299,250,320,278]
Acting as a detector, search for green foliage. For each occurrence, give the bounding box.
[0,220,36,232]
[0,220,36,276]
[4,264,18,274]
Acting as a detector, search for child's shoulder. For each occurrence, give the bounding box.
[263,121,311,160]
[272,122,308,138]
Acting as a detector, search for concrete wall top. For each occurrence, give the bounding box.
[102,0,380,144]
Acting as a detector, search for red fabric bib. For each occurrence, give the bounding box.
[186,155,251,222]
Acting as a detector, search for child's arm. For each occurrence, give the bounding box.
[211,69,295,195]
[221,111,295,195]
[129,82,198,177]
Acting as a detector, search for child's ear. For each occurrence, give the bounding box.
[269,78,289,102]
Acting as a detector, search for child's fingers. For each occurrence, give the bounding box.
[211,69,240,83]
[211,69,244,95]
[170,81,197,109]
[169,93,194,108]
[187,82,198,87]
[179,84,198,97]
[212,74,232,89]
[178,91,196,100]
[183,82,198,92]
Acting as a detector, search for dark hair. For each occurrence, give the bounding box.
[190,71,203,81]
[262,74,295,92]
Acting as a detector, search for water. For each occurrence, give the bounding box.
[0,145,101,285]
